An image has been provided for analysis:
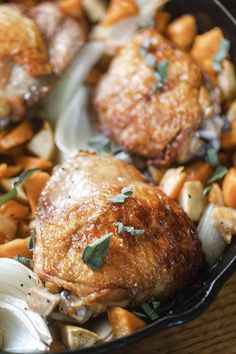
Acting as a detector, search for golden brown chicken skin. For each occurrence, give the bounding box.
[0,2,85,122]
[94,29,213,165]
[34,151,204,320]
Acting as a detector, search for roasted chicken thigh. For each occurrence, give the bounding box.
[0,2,85,123]
[94,29,213,165]
[34,151,204,321]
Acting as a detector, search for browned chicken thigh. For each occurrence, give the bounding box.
[34,151,204,321]
[0,2,86,123]
[94,29,213,165]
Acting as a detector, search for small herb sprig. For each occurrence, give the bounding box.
[0,168,37,206]
[134,301,160,321]
[116,222,144,236]
[28,230,37,252]
[139,38,169,93]
[203,165,228,196]
[206,147,219,167]
[213,38,230,73]
[13,256,33,268]
[109,187,133,204]
[82,233,112,271]
[152,60,169,92]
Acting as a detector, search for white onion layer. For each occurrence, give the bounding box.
[197,204,227,266]
[55,85,95,158]
[42,41,104,124]
[0,259,52,352]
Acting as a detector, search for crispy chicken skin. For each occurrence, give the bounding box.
[94,29,212,165]
[0,2,85,122]
[34,151,204,317]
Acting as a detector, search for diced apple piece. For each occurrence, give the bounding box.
[0,215,17,244]
[61,325,99,350]
[27,122,55,160]
[159,167,186,199]
[218,60,236,100]
[211,206,236,244]
[178,181,205,221]
[148,166,166,185]
[167,14,197,49]
[107,307,146,338]
[23,171,50,216]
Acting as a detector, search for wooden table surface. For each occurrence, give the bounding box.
[119,272,236,354]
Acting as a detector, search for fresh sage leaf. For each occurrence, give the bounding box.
[13,168,37,188]
[82,233,113,271]
[213,38,230,73]
[109,187,133,204]
[0,168,37,206]
[28,230,37,251]
[152,60,169,92]
[13,256,33,267]
[0,188,17,206]
[116,222,144,236]
[206,148,219,167]
[208,165,228,184]
[140,303,159,321]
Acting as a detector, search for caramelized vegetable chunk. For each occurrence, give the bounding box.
[108,307,146,338]
[222,168,236,208]
[167,15,197,50]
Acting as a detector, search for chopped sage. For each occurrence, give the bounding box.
[82,233,112,271]
[116,222,144,236]
[0,188,17,207]
[206,147,219,167]
[152,60,169,92]
[213,38,230,73]
[28,230,37,252]
[13,256,33,268]
[140,38,152,56]
[208,165,228,184]
[109,187,133,204]
[0,168,37,206]
[140,302,159,321]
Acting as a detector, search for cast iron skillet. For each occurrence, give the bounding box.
[6,1,236,353]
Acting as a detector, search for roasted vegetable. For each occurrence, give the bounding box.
[108,307,146,338]
[178,181,205,221]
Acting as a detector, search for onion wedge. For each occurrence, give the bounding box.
[55,85,95,157]
[197,204,227,266]
[0,259,52,352]
[42,42,104,124]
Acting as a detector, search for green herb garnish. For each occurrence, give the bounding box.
[13,256,33,268]
[0,168,37,206]
[213,38,230,73]
[109,187,133,204]
[116,222,144,236]
[208,165,228,184]
[145,54,157,67]
[140,38,152,56]
[28,230,37,252]
[206,147,219,167]
[152,60,169,92]
[140,302,160,321]
[82,233,112,271]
